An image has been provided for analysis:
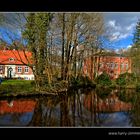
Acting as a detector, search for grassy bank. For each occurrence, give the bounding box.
[0,79,138,99]
[0,80,68,97]
[0,80,35,94]
[1,80,33,85]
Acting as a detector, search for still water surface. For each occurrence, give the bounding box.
[0,88,138,127]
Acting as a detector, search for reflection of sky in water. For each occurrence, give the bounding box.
[99,112,132,127]
[0,89,134,127]
[0,112,33,126]
[42,104,61,119]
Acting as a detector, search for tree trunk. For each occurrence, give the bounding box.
[61,13,65,80]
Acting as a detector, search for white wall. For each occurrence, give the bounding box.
[1,65,34,80]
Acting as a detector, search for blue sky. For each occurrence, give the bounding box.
[1,12,140,51]
[104,12,140,51]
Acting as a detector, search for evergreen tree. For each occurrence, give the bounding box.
[131,19,140,80]
[23,13,53,90]
[133,19,140,46]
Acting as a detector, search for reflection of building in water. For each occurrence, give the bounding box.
[8,100,14,107]
[84,93,132,112]
[0,100,36,114]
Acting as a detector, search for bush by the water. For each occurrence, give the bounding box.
[117,89,136,103]
[95,72,112,86]
[96,87,112,99]
[69,75,96,88]
[116,72,136,86]
[136,84,140,92]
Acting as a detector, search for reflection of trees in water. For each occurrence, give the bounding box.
[75,91,86,126]
[68,90,90,126]
[71,93,76,126]
[60,95,71,126]
[117,88,136,103]
[68,89,104,126]
[10,113,27,125]
[11,113,21,123]
[28,98,43,126]
[43,99,57,126]
[28,90,100,127]
[115,88,140,126]
[96,87,112,99]
[27,88,134,127]
[42,96,61,126]
[83,89,132,126]
[28,96,60,126]
[130,94,140,126]
[83,89,108,126]
[67,89,111,126]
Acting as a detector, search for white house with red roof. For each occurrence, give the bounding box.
[0,49,34,80]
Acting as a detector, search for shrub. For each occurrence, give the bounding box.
[117,89,135,103]
[116,72,136,86]
[96,87,112,99]
[96,72,112,86]
[31,80,36,86]
[69,75,96,88]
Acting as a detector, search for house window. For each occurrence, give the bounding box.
[24,77,29,80]
[121,63,124,70]
[17,66,22,73]
[25,66,29,73]
[31,77,34,80]
[116,72,119,77]
[0,65,4,74]
[115,63,118,69]
[110,62,114,69]
[106,63,109,67]
[99,63,103,68]
[126,63,128,70]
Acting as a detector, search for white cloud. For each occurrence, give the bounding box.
[115,48,119,52]
[119,33,130,39]
[127,45,132,48]
[108,20,116,28]
[109,32,120,41]
[104,13,140,42]
[106,20,135,41]
[126,23,135,32]
[122,45,132,51]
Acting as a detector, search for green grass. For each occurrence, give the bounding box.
[1,80,33,85]
[0,80,35,94]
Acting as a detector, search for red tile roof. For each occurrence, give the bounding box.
[0,50,33,65]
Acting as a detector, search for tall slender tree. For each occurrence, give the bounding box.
[23,13,53,90]
[130,19,140,80]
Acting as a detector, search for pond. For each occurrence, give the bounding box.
[0,88,139,127]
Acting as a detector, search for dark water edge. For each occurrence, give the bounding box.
[0,88,139,127]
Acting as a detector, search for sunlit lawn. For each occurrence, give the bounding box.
[0,80,35,94]
[1,79,33,85]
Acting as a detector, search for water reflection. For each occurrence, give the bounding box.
[0,88,138,127]
[0,99,36,126]
[84,90,132,113]
[129,94,140,126]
